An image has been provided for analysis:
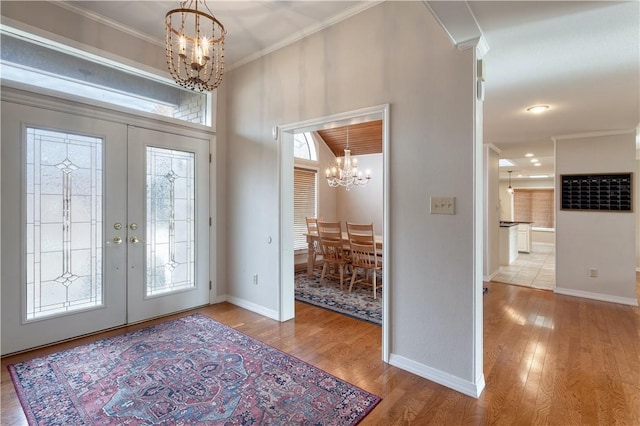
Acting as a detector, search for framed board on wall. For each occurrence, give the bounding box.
[560,173,632,212]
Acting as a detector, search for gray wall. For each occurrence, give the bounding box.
[555,133,637,305]
[484,145,500,280]
[2,0,485,395]
[223,2,482,392]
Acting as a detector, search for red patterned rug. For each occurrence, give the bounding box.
[8,313,380,425]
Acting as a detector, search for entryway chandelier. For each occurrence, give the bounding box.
[165,0,226,91]
[325,127,372,191]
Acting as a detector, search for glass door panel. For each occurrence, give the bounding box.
[1,102,128,355]
[146,147,196,296]
[25,128,104,320]
[126,127,209,323]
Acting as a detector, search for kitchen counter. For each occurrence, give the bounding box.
[500,221,519,227]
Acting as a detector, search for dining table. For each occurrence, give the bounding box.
[305,232,383,277]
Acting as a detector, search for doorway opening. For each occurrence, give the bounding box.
[278,104,390,362]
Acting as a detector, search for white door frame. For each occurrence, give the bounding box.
[1,86,216,354]
[277,104,390,362]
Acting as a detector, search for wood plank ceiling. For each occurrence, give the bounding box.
[316,120,382,157]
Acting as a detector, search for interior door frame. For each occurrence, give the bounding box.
[277,103,390,362]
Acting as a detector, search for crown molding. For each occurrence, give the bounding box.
[486,143,502,154]
[552,129,636,142]
[457,36,490,56]
[228,1,383,71]
[423,0,490,57]
[52,0,163,48]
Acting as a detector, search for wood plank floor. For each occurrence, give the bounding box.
[2,276,639,425]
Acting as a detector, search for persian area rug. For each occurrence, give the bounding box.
[8,313,381,425]
[295,270,382,325]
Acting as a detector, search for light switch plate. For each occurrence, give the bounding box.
[430,196,455,215]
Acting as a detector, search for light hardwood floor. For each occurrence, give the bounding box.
[2,276,639,425]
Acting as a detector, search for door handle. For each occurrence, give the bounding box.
[130,236,140,244]
[113,236,123,245]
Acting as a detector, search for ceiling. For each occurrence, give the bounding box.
[317,121,382,157]
[40,1,640,180]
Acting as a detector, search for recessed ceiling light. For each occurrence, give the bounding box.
[530,158,539,163]
[525,153,534,157]
[526,105,550,114]
[534,163,541,167]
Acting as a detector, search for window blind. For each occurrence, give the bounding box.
[294,168,317,250]
[513,188,555,228]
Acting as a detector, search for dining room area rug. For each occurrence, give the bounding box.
[295,270,382,325]
[8,313,381,425]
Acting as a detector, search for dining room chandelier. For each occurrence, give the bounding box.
[165,0,226,91]
[325,127,372,191]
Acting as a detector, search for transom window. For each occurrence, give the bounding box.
[294,133,317,161]
[1,28,210,125]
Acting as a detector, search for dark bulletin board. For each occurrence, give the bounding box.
[561,173,632,211]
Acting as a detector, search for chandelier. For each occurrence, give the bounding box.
[165,0,226,91]
[325,127,372,191]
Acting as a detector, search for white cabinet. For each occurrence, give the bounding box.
[517,223,532,253]
[500,225,518,265]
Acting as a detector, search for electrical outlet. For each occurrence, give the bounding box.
[589,268,598,278]
[252,274,258,285]
[430,196,455,215]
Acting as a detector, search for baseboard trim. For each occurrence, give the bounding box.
[211,294,227,304]
[224,296,280,320]
[483,269,499,282]
[389,353,485,398]
[554,287,639,307]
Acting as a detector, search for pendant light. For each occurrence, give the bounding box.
[325,127,372,191]
[507,170,514,194]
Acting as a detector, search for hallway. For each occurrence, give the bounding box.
[494,243,555,290]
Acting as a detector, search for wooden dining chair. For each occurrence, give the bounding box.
[305,217,321,271]
[346,222,382,299]
[317,221,351,289]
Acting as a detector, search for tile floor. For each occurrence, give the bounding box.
[493,243,555,290]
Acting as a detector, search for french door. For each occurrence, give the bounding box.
[1,101,209,355]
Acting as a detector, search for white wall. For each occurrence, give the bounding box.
[336,153,383,233]
[224,2,482,395]
[315,133,338,223]
[484,145,500,280]
[555,133,637,305]
[637,157,640,271]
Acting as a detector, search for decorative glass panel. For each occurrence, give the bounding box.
[25,128,103,320]
[146,147,195,296]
